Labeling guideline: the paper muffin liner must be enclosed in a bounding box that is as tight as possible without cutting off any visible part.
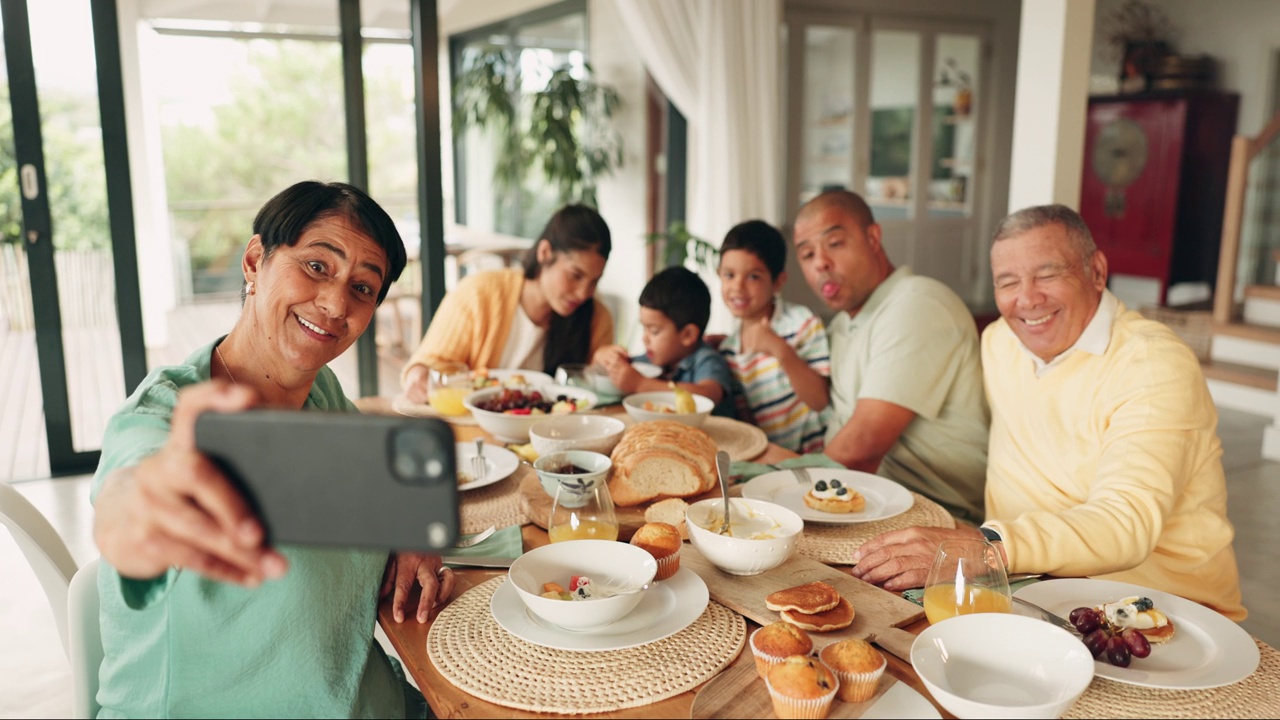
[764,671,839,720]
[629,536,681,580]
[749,628,793,679]
[820,645,887,703]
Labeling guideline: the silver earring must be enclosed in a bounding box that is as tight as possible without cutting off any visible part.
[246,281,254,294]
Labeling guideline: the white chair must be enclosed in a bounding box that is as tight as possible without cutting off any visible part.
[0,481,102,717]
[69,557,102,719]
[0,481,78,657]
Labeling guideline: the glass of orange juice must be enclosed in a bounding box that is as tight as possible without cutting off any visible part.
[541,452,618,543]
[427,361,471,417]
[922,539,1011,625]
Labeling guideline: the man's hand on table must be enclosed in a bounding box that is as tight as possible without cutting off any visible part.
[851,526,986,591]
[382,551,456,623]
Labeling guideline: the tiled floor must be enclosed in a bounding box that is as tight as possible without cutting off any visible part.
[2,408,1278,717]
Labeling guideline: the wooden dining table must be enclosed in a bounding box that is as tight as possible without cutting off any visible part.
[359,396,948,718]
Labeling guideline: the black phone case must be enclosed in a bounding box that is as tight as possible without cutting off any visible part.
[195,410,460,552]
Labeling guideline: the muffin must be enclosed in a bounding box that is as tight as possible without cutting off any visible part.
[819,639,886,703]
[750,621,814,679]
[764,655,839,719]
[629,521,682,580]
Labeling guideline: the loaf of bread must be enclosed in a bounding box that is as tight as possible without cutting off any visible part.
[608,420,717,507]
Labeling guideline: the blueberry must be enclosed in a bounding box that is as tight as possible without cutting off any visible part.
[1134,597,1154,612]
[835,487,848,496]
[829,479,842,489]
[814,480,828,492]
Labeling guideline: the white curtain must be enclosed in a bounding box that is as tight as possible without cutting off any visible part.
[612,0,782,332]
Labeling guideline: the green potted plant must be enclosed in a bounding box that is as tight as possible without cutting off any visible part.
[647,221,720,272]
[453,48,623,207]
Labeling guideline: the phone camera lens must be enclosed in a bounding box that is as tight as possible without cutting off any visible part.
[391,426,450,486]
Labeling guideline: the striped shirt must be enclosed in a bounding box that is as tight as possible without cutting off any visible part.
[720,298,830,453]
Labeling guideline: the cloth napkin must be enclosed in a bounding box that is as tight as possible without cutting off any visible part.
[729,453,846,483]
[901,576,1042,606]
[444,524,523,567]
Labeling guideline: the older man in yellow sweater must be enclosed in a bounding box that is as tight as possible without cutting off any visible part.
[851,204,1245,621]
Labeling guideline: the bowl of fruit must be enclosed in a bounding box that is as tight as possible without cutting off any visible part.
[910,613,1094,719]
[464,384,598,443]
[507,539,657,631]
[622,385,714,427]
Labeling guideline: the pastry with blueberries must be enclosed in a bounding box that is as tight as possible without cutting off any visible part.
[802,477,865,513]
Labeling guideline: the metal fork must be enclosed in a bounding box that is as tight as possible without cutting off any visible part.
[470,437,487,482]
[453,524,497,548]
[791,466,812,485]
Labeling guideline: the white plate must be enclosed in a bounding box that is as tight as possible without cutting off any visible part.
[391,395,479,425]
[490,566,709,651]
[455,442,519,491]
[863,681,942,719]
[475,368,554,388]
[740,469,913,524]
[1014,578,1259,689]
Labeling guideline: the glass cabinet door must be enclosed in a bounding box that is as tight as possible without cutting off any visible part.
[799,25,856,207]
[928,34,982,218]
[866,29,921,221]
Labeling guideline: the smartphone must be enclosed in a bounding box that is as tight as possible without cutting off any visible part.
[195,410,460,552]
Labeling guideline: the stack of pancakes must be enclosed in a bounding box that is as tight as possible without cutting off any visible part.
[765,581,855,632]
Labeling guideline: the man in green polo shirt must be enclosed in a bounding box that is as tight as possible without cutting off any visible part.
[792,190,988,523]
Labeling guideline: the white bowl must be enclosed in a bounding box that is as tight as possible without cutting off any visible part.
[507,539,657,631]
[529,414,627,457]
[685,498,802,576]
[911,613,1095,719]
[532,450,613,502]
[464,384,599,442]
[584,363,662,402]
[622,391,714,427]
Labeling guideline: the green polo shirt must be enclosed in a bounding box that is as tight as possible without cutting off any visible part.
[825,267,989,523]
[90,339,406,718]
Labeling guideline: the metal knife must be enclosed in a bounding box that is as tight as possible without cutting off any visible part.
[442,556,516,569]
[1012,596,1080,635]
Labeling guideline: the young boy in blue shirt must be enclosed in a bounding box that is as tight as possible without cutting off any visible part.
[594,266,738,418]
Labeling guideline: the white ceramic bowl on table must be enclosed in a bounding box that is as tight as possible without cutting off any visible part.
[507,539,658,631]
[685,498,803,576]
[529,414,627,457]
[584,362,662,403]
[910,613,1095,719]
[621,391,714,428]
[463,384,598,442]
[532,450,612,500]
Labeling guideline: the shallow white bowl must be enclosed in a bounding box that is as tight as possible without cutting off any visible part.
[464,384,598,443]
[621,391,714,427]
[532,450,613,502]
[584,363,662,402]
[507,539,657,631]
[529,414,627,457]
[685,498,802,576]
[911,613,1095,719]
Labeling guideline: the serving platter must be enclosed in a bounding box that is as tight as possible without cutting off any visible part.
[741,469,913,525]
[1014,578,1259,689]
[489,567,709,651]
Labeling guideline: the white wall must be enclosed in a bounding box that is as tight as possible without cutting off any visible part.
[1090,0,1280,135]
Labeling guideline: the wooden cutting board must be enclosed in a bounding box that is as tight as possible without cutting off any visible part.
[681,545,924,662]
[690,644,899,719]
[519,471,724,541]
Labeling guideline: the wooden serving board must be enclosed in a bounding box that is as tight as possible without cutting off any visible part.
[691,644,898,719]
[519,471,724,541]
[681,545,924,663]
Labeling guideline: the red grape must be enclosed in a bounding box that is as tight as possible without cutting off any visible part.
[1072,608,1102,635]
[1082,629,1109,658]
[1106,635,1132,667]
[1122,628,1152,659]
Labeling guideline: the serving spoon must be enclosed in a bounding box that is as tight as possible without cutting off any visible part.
[715,450,732,535]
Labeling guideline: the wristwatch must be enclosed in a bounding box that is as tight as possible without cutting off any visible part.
[979,526,1002,543]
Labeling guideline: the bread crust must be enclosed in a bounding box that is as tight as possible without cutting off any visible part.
[802,490,866,513]
[608,421,718,505]
[765,581,841,614]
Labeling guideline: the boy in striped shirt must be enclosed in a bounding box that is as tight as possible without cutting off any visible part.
[717,220,831,453]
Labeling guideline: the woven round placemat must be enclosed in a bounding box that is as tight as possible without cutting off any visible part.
[427,576,746,714]
[1065,638,1280,719]
[702,416,770,461]
[459,465,529,535]
[391,395,479,425]
[796,491,956,564]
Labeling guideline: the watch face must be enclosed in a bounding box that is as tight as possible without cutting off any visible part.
[1091,118,1149,188]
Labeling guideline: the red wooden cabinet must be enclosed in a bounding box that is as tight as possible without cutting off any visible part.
[1079,91,1238,305]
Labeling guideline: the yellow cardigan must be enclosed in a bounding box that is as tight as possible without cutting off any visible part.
[401,268,614,381]
[982,306,1245,620]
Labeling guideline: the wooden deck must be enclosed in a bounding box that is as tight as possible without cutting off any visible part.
[0,300,415,482]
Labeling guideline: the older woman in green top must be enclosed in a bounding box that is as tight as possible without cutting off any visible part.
[91,181,448,717]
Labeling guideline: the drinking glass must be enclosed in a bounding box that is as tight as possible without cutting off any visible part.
[555,363,591,389]
[922,539,1012,625]
[427,361,471,417]
[548,475,619,543]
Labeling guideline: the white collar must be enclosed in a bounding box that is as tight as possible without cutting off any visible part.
[1022,290,1117,377]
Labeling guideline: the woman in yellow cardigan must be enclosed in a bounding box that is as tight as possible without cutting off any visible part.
[401,204,614,401]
